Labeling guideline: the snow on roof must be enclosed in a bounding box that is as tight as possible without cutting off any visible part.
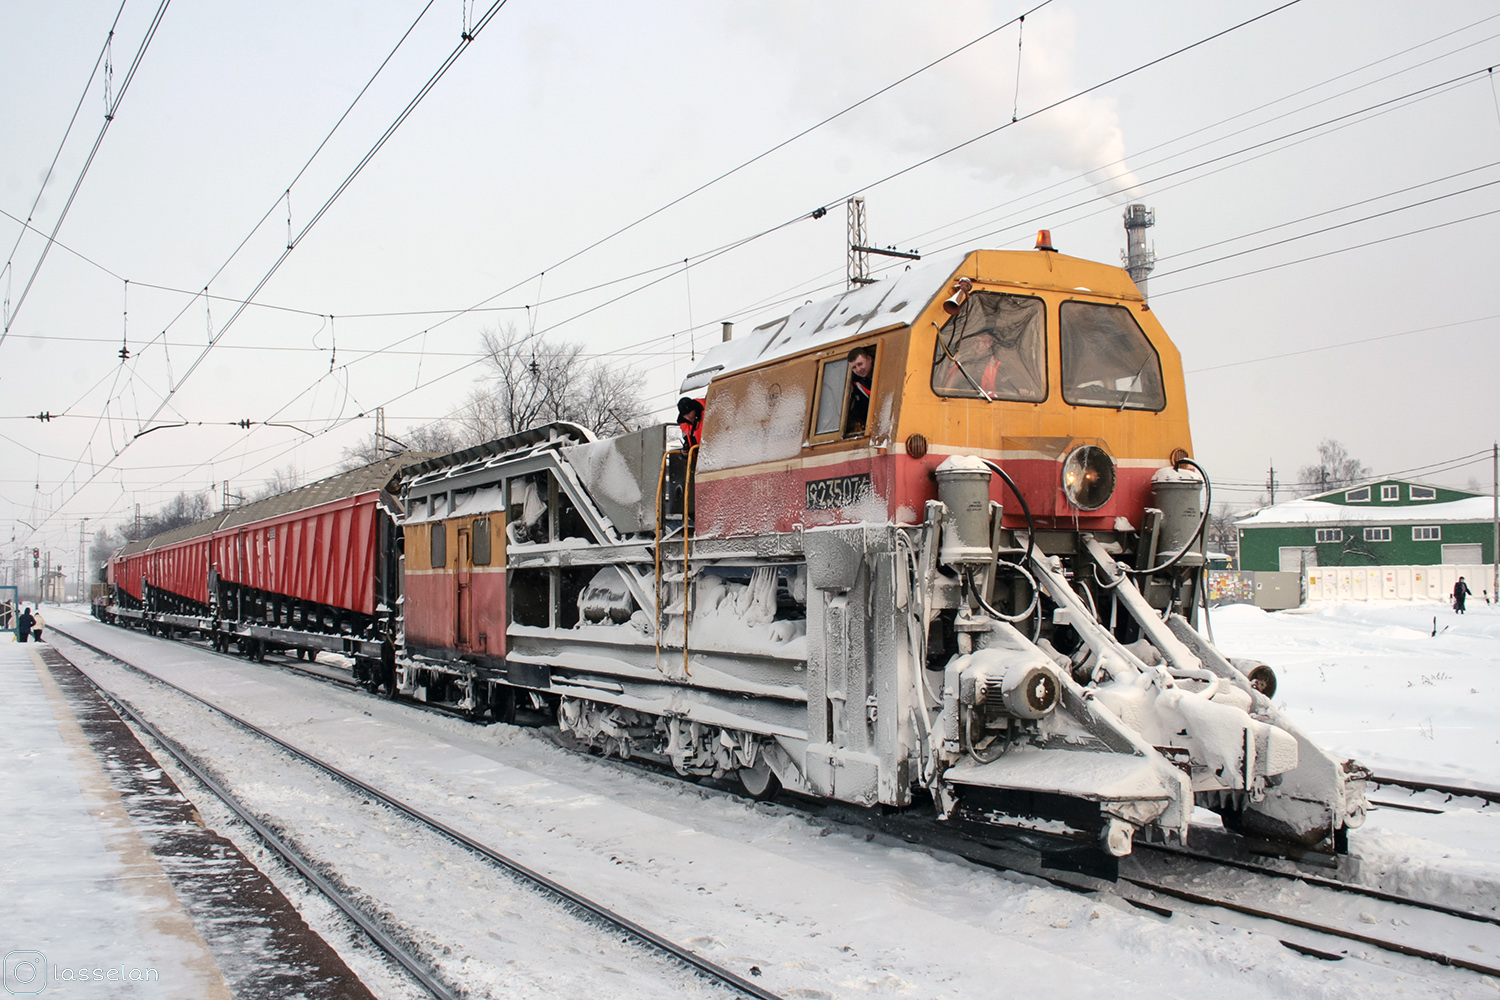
[1237,494,1495,527]
[679,252,968,392]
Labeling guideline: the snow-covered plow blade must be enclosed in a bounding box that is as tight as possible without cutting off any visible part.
[922,479,1367,864]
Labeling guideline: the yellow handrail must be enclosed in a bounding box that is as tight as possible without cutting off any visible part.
[653,448,671,663]
[682,442,696,678]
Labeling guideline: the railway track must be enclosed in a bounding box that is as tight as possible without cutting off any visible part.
[58,616,1500,987]
[48,622,783,1000]
[790,794,1500,979]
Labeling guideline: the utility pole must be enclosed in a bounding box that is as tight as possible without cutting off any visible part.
[1267,462,1277,506]
[77,517,88,603]
[375,407,387,460]
[847,198,871,288]
[845,197,920,290]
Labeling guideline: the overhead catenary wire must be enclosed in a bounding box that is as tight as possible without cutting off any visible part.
[11,1,509,542]
[11,1,1488,539]
[0,0,171,347]
[0,0,130,315]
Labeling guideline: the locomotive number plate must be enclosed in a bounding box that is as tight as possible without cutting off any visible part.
[805,473,872,511]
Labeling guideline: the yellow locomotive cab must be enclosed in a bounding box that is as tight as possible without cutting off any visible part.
[688,246,1193,539]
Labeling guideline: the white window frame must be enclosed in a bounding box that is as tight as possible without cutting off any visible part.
[1412,526,1440,541]
[1345,486,1371,502]
[1410,485,1436,501]
[1315,528,1343,543]
[1363,526,1391,542]
[1380,484,1399,501]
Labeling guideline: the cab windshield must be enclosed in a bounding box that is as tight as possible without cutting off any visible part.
[931,292,1046,401]
[1059,301,1165,410]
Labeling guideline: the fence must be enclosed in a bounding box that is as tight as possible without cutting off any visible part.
[1303,563,1496,604]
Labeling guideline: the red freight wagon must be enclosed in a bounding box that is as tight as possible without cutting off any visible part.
[106,457,415,681]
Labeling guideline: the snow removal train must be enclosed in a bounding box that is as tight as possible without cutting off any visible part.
[103,239,1368,867]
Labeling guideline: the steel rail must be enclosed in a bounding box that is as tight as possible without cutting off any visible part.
[683,767,1500,979]
[75,617,1500,984]
[1135,842,1500,928]
[1115,873,1500,978]
[50,623,785,1000]
[1370,773,1500,805]
[48,648,462,1000]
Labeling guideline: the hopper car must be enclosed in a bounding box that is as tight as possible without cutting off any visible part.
[103,457,409,682]
[107,239,1368,869]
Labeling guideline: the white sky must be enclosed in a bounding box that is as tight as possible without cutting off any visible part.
[4,0,1500,565]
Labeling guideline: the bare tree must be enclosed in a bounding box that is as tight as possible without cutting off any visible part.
[460,324,647,440]
[249,463,303,502]
[575,363,651,436]
[339,420,462,470]
[1206,503,1240,561]
[1296,439,1372,497]
[118,491,214,541]
[89,526,126,570]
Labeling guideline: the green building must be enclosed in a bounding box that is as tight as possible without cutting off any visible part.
[1236,479,1494,573]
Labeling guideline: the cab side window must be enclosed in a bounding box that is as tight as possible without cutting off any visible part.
[1059,301,1165,410]
[931,292,1046,401]
[812,357,849,439]
[810,344,877,443]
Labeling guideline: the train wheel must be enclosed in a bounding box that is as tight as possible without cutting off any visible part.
[380,661,399,700]
[491,686,518,726]
[737,760,781,802]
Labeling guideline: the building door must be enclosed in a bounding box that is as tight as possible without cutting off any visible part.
[1442,543,1482,565]
[1278,546,1317,573]
[456,526,472,648]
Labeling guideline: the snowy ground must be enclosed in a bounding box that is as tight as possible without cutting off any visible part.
[10,600,1500,998]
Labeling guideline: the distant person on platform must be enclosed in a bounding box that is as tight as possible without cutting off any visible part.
[17,607,35,643]
[1454,577,1471,614]
[30,608,46,642]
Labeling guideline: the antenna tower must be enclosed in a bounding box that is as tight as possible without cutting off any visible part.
[847,198,872,288]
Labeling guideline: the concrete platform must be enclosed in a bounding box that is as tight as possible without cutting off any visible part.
[0,635,376,999]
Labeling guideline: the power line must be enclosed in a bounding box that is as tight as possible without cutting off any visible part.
[1155,174,1500,280]
[15,1,1474,532]
[0,0,171,346]
[14,1,511,541]
[1152,203,1500,298]
[0,0,130,295]
[904,16,1500,253]
[924,66,1493,261]
[1187,313,1500,375]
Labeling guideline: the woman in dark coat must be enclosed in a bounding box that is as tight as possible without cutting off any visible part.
[1454,577,1471,614]
[17,607,34,642]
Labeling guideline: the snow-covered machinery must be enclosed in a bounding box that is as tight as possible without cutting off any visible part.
[396,240,1368,867]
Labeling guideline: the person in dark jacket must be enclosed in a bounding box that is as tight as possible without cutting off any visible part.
[844,346,875,435]
[17,607,34,642]
[1454,577,1471,614]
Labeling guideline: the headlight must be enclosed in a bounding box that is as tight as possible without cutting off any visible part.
[1061,445,1115,510]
